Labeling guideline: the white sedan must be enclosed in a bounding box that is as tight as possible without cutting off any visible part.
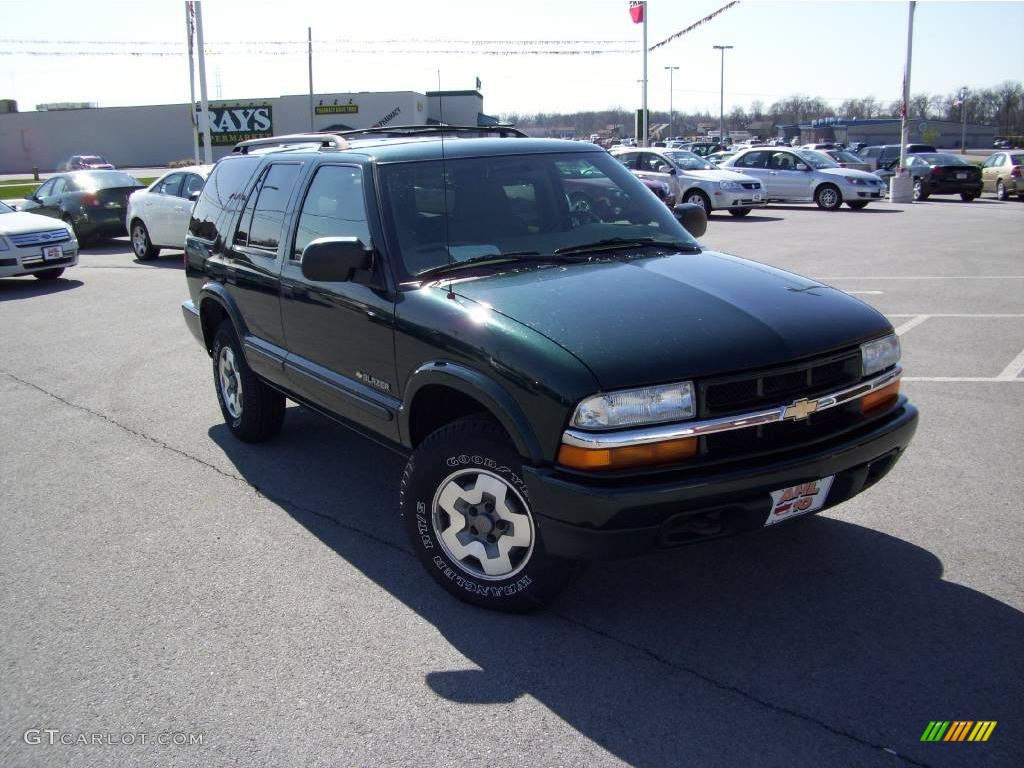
[0,201,78,280]
[126,166,210,260]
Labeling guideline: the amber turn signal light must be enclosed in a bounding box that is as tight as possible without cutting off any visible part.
[558,437,698,470]
[861,380,900,414]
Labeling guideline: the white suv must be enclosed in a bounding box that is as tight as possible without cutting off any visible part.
[0,201,79,280]
[610,147,766,217]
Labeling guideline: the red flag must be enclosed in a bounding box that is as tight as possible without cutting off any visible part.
[629,1,645,24]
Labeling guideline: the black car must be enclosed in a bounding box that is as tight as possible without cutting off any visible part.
[20,171,144,242]
[181,126,917,611]
[876,153,984,201]
[857,143,936,170]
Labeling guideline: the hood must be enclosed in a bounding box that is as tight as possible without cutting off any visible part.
[0,210,74,238]
[451,250,891,390]
[818,167,883,181]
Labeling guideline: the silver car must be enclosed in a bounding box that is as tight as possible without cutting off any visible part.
[610,147,766,217]
[722,148,887,210]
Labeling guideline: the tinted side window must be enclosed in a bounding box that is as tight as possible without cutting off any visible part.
[734,151,768,168]
[155,173,184,196]
[237,163,302,252]
[615,152,638,170]
[293,165,370,259]
[51,178,67,195]
[188,156,261,242]
[36,180,55,197]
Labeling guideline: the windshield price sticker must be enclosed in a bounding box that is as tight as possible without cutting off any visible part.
[765,476,835,525]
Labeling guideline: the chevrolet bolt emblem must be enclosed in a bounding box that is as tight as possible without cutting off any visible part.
[783,398,818,421]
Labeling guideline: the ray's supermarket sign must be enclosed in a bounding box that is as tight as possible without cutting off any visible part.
[196,104,273,146]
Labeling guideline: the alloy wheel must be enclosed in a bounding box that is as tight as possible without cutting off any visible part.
[218,345,243,419]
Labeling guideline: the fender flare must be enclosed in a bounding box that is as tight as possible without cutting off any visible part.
[196,282,248,352]
[399,361,544,464]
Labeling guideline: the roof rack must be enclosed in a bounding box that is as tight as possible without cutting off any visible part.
[336,124,527,140]
[232,133,350,154]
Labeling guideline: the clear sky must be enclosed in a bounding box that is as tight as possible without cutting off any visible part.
[1,0,1022,116]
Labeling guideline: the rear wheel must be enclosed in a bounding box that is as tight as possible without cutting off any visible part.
[728,207,752,217]
[814,184,842,211]
[960,192,978,202]
[131,220,160,261]
[400,417,580,611]
[211,322,285,442]
[913,179,929,201]
[683,189,712,216]
[62,215,83,243]
[846,201,869,210]
[33,268,65,281]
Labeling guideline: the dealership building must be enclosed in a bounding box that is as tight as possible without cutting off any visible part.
[0,89,492,173]
[778,117,997,149]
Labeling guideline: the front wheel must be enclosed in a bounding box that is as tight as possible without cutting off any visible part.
[131,220,160,261]
[400,417,580,612]
[683,190,712,216]
[814,184,842,210]
[211,323,285,442]
[728,207,752,217]
[847,201,869,210]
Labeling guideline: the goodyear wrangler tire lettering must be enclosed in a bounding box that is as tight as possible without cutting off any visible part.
[401,416,580,612]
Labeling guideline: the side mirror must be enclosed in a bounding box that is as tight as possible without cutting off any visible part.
[189,189,202,202]
[795,163,810,171]
[300,236,372,282]
[672,203,708,239]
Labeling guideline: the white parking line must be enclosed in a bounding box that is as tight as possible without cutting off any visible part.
[847,290,884,295]
[997,348,1024,381]
[893,315,931,336]
[823,276,1024,280]
[888,314,1024,318]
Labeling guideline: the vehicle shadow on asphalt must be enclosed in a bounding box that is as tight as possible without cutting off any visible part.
[131,254,185,269]
[766,205,903,214]
[210,410,1023,768]
[0,277,83,301]
[711,214,786,223]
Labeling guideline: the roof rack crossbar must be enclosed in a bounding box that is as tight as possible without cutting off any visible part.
[335,124,527,140]
[232,133,350,154]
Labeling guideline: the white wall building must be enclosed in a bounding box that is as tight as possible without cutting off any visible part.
[0,89,488,172]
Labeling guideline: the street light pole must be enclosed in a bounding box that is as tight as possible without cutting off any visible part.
[959,85,968,154]
[665,66,679,140]
[713,45,733,146]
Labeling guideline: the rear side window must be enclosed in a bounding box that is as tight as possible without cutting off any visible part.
[189,156,261,242]
[234,163,302,252]
[155,173,184,196]
[292,165,370,259]
[734,151,769,168]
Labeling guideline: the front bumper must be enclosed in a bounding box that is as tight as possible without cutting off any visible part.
[182,299,204,348]
[525,399,918,560]
[710,187,767,210]
[0,242,78,277]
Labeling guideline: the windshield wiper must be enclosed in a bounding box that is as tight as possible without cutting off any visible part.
[415,251,570,280]
[553,238,700,256]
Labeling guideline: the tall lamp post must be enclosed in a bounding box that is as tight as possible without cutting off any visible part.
[665,65,679,140]
[713,45,733,146]
[958,86,968,153]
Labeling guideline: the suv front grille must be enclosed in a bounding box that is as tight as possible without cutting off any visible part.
[740,182,760,190]
[699,349,862,417]
[703,400,862,456]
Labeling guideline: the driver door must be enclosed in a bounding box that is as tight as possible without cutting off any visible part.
[767,151,814,200]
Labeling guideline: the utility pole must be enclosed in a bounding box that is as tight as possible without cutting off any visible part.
[184,2,199,165]
[959,85,968,154]
[641,2,648,146]
[194,0,212,164]
[891,1,916,202]
[665,65,679,140]
[308,27,315,132]
[713,45,733,146]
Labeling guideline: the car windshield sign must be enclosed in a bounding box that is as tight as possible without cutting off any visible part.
[379,150,698,281]
[795,150,839,169]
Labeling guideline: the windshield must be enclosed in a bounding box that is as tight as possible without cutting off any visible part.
[0,201,13,214]
[80,156,108,164]
[794,150,839,169]
[1012,154,1024,166]
[916,153,968,165]
[664,150,716,171]
[830,150,863,164]
[68,171,140,190]
[378,150,697,280]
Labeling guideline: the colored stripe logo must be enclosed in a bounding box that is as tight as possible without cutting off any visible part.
[921,721,997,742]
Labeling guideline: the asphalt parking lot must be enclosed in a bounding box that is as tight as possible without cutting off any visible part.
[1,198,1022,767]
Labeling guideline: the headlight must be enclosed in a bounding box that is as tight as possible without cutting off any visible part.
[571,381,696,429]
[845,177,867,185]
[719,180,742,191]
[861,334,900,376]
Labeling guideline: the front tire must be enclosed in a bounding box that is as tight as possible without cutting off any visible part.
[683,189,712,216]
[814,184,842,210]
[211,323,285,442]
[400,417,580,611]
[131,220,160,261]
[728,207,752,217]
[33,268,65,280]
